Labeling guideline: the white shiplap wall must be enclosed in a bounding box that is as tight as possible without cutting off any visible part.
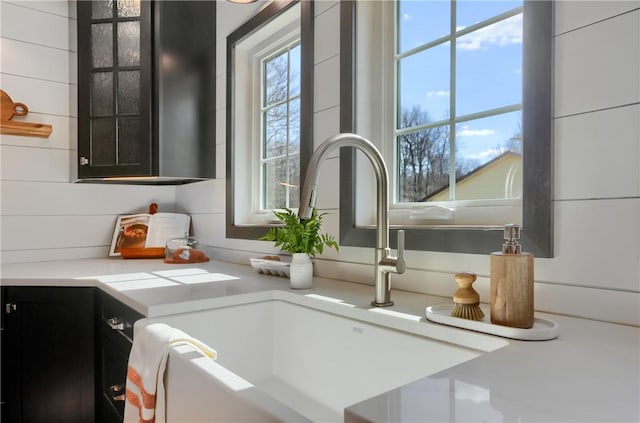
[0,1,637,325]
[178,0,640,325]
[0,1,176,264]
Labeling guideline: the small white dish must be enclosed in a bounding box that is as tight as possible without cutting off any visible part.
[426,304,559,341]
[249,258,291,277]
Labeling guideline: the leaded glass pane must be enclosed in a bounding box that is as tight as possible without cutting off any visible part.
[118,118,141,165]
[117,0,140,17]
[91,23,113,68]
[92,1,113,19]
[91,119,115,166]
[117,71,140,115]
[117,21,140,66]
[91,72,113,116]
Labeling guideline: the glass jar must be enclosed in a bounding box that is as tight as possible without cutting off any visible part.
[164,236,209,263]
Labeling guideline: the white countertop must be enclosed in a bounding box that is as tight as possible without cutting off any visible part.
[2,257,639,422]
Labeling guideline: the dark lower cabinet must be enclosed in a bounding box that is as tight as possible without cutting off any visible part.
[1,288,6,422]
[1,287,144,423]
[2,287,95,423]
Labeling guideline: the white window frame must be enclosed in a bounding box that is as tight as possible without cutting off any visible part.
[231,4,301,226]
[254,37,301,214]
[355,0,524,228]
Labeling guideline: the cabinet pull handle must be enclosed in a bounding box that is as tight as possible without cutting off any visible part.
[107,317,130,331]
[109,384,126,402]
[110,383,125,393]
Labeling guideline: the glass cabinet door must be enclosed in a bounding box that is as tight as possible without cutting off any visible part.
[78,0,151,178]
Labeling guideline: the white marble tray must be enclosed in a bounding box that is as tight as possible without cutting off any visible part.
[426,304,559,341]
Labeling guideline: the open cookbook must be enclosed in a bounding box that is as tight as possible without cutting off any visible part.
[109,212,191,257]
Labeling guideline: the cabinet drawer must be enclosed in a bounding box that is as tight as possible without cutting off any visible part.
[101,337,129,419]
[102,393,125,423]
[100,292,143,347]
[97,291,143,423]
[100,318,135,355]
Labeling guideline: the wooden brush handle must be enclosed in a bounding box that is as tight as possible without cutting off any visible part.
[453,272,480,304]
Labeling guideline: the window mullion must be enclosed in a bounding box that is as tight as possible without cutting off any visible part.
[261,94,300,115]
[455,104,523,125]
[449,0,457,201]
[396,103,523,140]
[455,6,523,38]
[260,61,265,210]
[394,1,400,204]
[285,46,291,209]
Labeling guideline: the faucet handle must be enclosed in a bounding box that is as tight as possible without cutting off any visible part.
[396,229,406,274]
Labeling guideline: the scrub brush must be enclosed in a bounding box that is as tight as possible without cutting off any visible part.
[451,272,485,321]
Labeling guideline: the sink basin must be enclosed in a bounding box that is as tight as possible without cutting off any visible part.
[143,291,507,422]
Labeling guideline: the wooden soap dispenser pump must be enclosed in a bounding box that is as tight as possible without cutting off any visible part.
[490,224,534,329]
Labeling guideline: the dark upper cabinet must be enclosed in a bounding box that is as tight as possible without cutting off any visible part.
[77,1,216,184]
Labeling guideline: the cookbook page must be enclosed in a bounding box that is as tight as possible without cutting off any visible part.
[145,213,191,248]
[109,214,151,256]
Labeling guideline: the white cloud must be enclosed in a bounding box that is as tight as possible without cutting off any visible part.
[457,14,522,51]
[403,13,411,21]
[467,147,508,161]
[427,90,450,97]
[457,127,496,137]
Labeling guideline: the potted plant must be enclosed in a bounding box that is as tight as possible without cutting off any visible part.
[259,208,339,289]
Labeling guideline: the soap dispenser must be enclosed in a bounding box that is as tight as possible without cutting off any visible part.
[490,224,534,328]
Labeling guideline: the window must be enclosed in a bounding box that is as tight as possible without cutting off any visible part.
[260,42,301,211]
[226,0,314,240]
[396,2,524,205]
[340,0,553,256]
[364,1,525,225]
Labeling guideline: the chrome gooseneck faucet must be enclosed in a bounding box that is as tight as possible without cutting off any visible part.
[298,133,406,307]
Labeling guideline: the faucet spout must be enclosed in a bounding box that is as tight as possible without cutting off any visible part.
[299,133,406,307]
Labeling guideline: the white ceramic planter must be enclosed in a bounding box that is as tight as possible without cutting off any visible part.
[289,253,313,289]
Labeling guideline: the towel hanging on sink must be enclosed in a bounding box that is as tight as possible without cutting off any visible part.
[124,322,217,423]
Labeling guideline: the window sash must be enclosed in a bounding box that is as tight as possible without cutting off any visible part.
[257,41,301,212]
[389,1,524,215]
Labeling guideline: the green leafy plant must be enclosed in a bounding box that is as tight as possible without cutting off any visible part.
[259,208,339,257]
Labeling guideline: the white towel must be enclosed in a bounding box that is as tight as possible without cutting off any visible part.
[123,322,217,423]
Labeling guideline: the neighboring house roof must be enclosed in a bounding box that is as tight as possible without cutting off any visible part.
[423,151,522,202]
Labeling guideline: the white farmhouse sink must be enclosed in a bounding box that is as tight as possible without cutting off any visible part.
[144,291,507,422]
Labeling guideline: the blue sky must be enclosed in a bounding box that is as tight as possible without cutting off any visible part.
[398,0,523,164]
